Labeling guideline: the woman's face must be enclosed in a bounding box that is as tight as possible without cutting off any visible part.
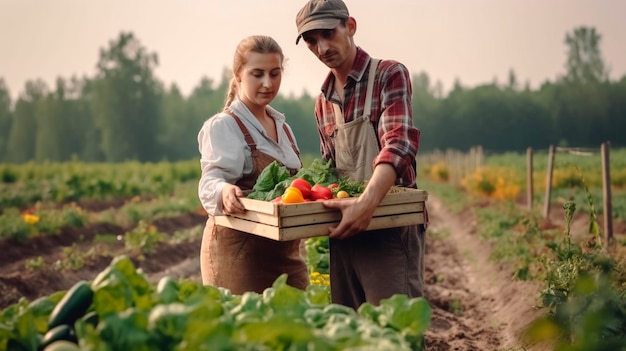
[237,52,282,110]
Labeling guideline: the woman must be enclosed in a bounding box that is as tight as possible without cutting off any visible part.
[197,35,309,294]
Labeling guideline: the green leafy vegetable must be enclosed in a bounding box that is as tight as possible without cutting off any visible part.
[248,159,340,201]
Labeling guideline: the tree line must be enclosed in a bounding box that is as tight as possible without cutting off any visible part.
[0,27,624,164]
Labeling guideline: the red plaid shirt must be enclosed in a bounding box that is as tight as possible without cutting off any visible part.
[314,47,421,188]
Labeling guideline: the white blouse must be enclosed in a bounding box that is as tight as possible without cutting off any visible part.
[197,98,301,216]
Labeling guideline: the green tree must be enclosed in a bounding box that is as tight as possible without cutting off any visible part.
[186,74,229,159]
[564,26,609,84]
[91,32,163,162]
[5,80,47,163]
[160,83,196,160]
[76,77,105,161]
[549,27,612,147]
[507,68,519,91]
[607,75,626,145]
[411,72,442,152]
[0,79,12,161]
[272,92,318,156]
[34,78,66,161]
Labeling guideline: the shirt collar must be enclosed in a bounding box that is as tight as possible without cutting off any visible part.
[320,47,372,99]
[228,98,286,124]
[226,98,285,140]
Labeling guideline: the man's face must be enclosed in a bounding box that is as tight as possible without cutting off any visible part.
[301,23,352,69]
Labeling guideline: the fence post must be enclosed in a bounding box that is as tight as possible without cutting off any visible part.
[476,145,484,168]
[543,145,555,219]
[527,147,533,211]
[601,142,613,246]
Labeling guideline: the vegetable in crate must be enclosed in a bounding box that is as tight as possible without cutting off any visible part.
[310,184,333,200]
[282,186,306,203]
[290,178,312,198]
[249,159,369,203]
[247,160,293,201]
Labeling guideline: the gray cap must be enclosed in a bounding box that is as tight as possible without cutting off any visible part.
[295,0,349,44]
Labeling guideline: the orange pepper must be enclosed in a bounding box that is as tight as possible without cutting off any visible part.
[282,186,305,203]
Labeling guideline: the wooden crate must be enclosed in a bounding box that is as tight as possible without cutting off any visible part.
[214,187,427,241]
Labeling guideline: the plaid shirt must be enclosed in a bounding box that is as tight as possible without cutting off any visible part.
[314,47,420,188]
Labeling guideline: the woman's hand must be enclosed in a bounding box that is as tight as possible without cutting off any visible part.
[222,184,246,214]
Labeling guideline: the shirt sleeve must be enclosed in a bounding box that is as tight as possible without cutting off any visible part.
[373,61,420,185]
[314,96,334,162]
[197,115,246,216]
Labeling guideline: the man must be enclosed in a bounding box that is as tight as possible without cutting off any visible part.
[295,0,426,310]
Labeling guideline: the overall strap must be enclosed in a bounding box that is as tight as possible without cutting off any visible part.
[224,109,257,151]
[282,125,300,158]
[333,58,380,125]
[224,109,299,158]
[363,58,380,119]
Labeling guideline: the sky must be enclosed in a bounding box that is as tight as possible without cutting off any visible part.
[1,0,625,101]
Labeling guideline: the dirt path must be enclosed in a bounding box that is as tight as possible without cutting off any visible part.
[423,195,546,351]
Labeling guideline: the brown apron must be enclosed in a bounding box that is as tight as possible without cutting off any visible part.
[329,59,425,309]
[200,112,309,295]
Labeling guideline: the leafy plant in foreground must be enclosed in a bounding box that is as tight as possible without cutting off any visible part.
[0,256,431,351]
[527,199,626,350]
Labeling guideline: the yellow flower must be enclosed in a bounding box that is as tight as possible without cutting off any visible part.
[309,271,330,286]
[23,214,40,224]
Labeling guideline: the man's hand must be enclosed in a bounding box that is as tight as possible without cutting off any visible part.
[324,163,398,239]
[222,183,245,214]
[323,197,376,239]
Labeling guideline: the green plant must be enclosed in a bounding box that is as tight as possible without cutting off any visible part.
[449,299,463,315]
[170,225,203,244]
[0,256,431,350]
[305,236,329,275]
[0,167,17,183]
[54,244,90,271]
[0,207,32,242]
[124,221,165,254]
[25,257,45,271]
[528,199,626,349]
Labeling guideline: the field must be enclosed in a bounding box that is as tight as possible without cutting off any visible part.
[1,155,626,350]
[0,161,207,307]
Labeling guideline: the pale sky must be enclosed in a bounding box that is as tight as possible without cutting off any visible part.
[1,0,625,101]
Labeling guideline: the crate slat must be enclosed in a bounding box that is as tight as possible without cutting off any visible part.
[228,201,425,227]
[215,212,425,241]
[215,188,427,241]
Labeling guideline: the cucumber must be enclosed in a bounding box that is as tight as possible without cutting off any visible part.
[81,310,99,327]
[39,325,77,350]
[47,280,94,329]
[43,340,80,351]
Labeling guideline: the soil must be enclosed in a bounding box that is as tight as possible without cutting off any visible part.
[1,195,623,350]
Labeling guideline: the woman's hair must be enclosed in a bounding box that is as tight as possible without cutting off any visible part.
[224,35,285,109]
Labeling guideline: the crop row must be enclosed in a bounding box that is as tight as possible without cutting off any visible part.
[0,160,200,209]
[1,256,430,351]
